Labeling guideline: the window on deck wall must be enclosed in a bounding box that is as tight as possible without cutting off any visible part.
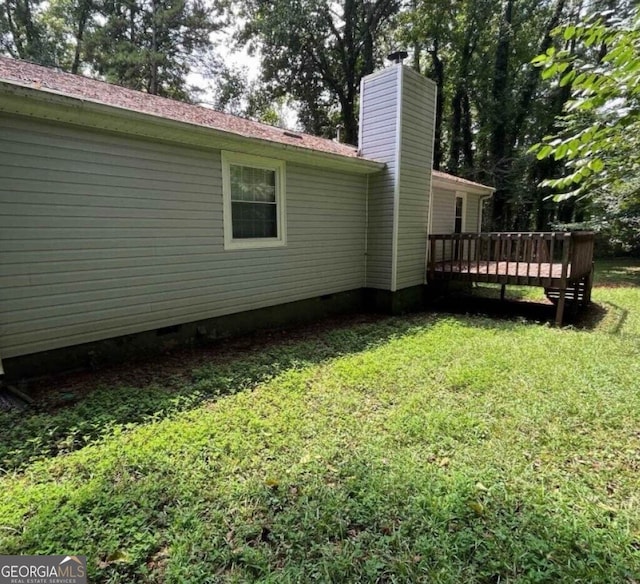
[454,194,465,233]
[222,152,286,250]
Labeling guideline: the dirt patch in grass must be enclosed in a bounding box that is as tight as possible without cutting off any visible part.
[23,312,384,409]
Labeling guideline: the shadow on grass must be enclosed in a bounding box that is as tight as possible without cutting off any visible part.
[430,291,597,326]
[573,301,630,335]
[430,287,619,333]
[572,301,610,331]
[470,283,536,301]
[0,314,436,473]
[594,258,640,287]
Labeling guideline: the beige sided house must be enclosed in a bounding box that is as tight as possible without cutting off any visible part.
[0,56,493,377]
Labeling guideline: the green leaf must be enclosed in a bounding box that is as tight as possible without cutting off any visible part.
[559,70,576,87]
[542,63,559,80]
[536,145,553,160]
[588,158,605,173]
[554,143,569,160]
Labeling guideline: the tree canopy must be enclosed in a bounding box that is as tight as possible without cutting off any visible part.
[529,8,640,252]
[1,0,219,98]
[236,0,400,144]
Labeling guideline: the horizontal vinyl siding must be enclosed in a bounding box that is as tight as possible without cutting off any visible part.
[360,67,399,290]
[430,187,455,262]
[430,187,483,235]
[0,116,367,358]
[396,69,436,289]
[430,187,455,234]
[466,193,482,232]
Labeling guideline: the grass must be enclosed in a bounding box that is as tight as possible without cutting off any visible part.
[1,259,639,583]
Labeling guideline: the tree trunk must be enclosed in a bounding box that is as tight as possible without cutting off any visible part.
[22,0,39,56]
[429,39,444,171]
[412,41,421,72]
[461,90,474,173]
[149,0,158,94]
[489,0,514,229]
[510,0,567,146]
[5,0,25,58]
[342,94,358,146]
[449,88,463,174]
[71,0,92,74]
[448,24,476,174]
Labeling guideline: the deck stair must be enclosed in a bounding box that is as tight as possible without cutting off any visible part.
[545,269,593,306]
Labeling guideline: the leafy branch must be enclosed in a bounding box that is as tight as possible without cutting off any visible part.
[529,12,640,200]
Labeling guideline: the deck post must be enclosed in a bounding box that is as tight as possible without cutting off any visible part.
[429,236,436,281]
[554,234,572,326]
[500,284,506,301]
[555,289,566,326]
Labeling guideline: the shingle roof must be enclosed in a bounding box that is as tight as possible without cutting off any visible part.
[0,55,360,159]
[0,56,494,191]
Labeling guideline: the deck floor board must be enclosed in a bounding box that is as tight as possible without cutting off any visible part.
[433,260,571,280]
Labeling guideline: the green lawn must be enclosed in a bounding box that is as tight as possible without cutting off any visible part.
[1,259,639,583]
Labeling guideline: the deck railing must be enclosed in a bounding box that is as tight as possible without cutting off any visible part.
[428,231,595,284]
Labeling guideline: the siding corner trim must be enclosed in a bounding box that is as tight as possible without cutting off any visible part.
[390,65,403,293]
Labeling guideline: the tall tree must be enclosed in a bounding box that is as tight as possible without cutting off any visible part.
[401,0,597,229]
[448,5,486,175]
[37,0,97,72]
[237,0,400,144]
[85,0,217,99]
[0,0,54,63]
[399,0,456,170]
[487,0,574,228]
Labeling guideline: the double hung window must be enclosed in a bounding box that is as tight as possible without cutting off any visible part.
[222,152,286,249]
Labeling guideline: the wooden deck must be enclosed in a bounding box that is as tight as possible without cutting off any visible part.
[428,232,595,325]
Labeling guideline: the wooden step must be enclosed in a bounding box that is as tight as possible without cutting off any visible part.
[544,280,588,305]
[545,289,585,302]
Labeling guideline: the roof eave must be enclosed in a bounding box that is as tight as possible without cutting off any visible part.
[0,80,385,175]
[432,172,495,196]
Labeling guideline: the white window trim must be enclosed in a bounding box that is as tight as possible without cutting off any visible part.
[454,192,467,233]
[221,151,287,250]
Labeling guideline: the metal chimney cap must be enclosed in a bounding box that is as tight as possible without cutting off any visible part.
[387,50,408,64]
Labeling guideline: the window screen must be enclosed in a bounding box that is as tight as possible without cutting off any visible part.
[230,165,278,239]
